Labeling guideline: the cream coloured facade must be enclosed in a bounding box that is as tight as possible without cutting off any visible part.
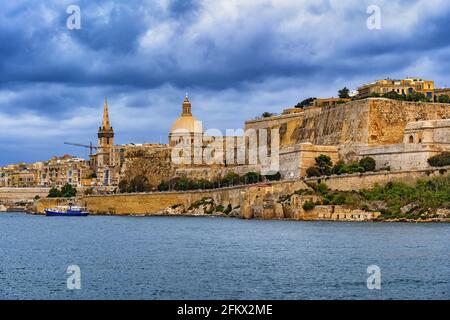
[360,119,450,171]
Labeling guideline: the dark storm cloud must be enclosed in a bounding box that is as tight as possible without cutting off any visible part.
[0,0,450,164]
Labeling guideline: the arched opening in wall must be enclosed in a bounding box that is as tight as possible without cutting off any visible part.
[419,138,422,143]
[409,135,414,143]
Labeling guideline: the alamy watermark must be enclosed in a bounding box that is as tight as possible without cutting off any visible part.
[67,265,81,290]
[66,5,81,30]
[367,265,381,290]
[367,5,381,30]
[170,127,280,175]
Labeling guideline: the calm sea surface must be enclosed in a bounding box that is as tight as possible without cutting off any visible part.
[0,213,448,300]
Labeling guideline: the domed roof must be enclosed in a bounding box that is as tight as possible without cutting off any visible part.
[170,115,203,134]
[169,95,203,135]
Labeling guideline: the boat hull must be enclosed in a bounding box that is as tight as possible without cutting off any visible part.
[45,209,89,217]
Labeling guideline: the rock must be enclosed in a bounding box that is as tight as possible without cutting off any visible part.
[228,207,241,217]
[400,203,419,215]
[369,201,388,211]
[436,208,450,218]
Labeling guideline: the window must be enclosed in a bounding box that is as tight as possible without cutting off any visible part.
[409,135,414,143]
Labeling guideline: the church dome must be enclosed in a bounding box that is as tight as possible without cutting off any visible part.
[170,115,203,134]
[169,96,203,135]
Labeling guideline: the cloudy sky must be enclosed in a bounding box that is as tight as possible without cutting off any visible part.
[1,0,450,165]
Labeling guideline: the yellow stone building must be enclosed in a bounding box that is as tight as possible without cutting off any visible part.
[357,77,434,99]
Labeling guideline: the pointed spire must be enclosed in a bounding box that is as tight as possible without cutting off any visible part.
[102,97,111,130]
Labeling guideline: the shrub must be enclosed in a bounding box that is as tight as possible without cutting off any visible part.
[332,161,346,175]
[118,179,128,193]
[359,157,376,172]
[261,112,274,118]
[302,200,315,211]
[405,91,430,102]
[61,183,77,198]
[428,152,450,167]
[316,182,329,195]
[265,171,281,181]
[438,95,450,103]
[244,172,261,184]
[157,181,170,192]
[222,172,240,186]
[306,167,321,177]
[343,161,366,174]
[296,97,316,108]
[128,175,150,192]
[383,91,404,100]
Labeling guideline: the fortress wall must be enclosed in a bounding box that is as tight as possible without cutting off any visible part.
[34,180,310,215]
[245,99,450,160]
[245,100,371,146]
[306,166,450,191]
[0,187,50,202]
[367,100,450,145]
[34,168,449,215]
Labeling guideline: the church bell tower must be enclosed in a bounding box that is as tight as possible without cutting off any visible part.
[97,98,114,167]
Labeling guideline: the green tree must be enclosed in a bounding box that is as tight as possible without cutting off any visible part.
[222,172,240,186]
[157,181,170,191]
[47,187,62,198]
[264,171,281,181]
[428,152,450,167]
[129,175,150,192]
[359,157,376,172]
[302,200,315,211]
[261,112,274,118]
[338,87,350,99]
[243,172,261,184]
[306,167,321,177]
[405,91,430,102]
[332,161,346,175]
[295,97,316,108]
[61,183,77,197]
[118,179,129,193]
[316,182,329,195]
[383,91,404,100]
[343,161,366,174]
[438,95,450,103]
[315,154,333,176]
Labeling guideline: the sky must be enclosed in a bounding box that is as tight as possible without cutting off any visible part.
[1,0,450,165]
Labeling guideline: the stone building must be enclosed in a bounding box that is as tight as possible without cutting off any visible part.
[360,119,450,171]
[357,77,434,99]
[0,163,38,187]
[89,99,127,186]
[38,155,91,187]
[0,155,92,187]
[434,88,450,101]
